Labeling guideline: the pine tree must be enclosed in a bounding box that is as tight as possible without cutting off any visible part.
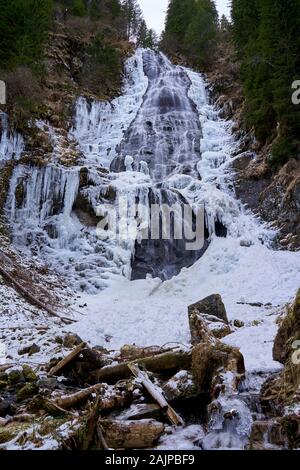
[121,0,143,40]
[0,0,53,69]
[231,0,300,165]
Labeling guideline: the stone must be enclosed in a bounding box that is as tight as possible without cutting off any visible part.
[55,336,63,345]
[240,239,253,247]
[63,333,83,349]
[18,343,40,356]
[233,319,245,328]
[0,399,12,417]
[188,311,214,345]
[8,369,25,385]
[163,370,198,401]
[22,365,37,382]
[188,294,229,324]
[0,381,7,390]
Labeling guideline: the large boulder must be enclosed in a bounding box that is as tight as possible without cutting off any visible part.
[188,294,229,324]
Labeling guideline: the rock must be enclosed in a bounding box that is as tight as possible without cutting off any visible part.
[0,399,12,417]
[8,369,25,385]
[16,383,39,401]
[0,381,7,390]
[22,365,37,383]
[233,319,245,328]
[55,336,63,345]
[18,343,40,356]
[249,416,300,450]
[240,239,253,247]
[188,294,229,325]
[163,370,198,401]
[273,289,300,364]
[63,333,83,349]
[188,296,231,345]
[208,323,232,339]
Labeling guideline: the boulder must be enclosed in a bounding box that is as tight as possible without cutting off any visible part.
[16,383,39,402]
[8,369,25,385]
[163,370,198,401]
[22,365,37,383]
[18,343,40,356]
[188,294,229,325]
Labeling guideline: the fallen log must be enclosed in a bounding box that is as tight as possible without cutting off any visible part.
[54,383,104,409]
[128,363,184,426]
[119,344,174,362]
[54,384,130,412]
[90,349,191,384]
[0,263,75,324]
[49,342,86,376]
[100,419,165,449]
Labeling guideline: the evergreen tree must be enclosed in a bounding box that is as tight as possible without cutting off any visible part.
[72,0,86,16]
[137,19,148,47]
[184,0,218,67]
[121,0,143,40]
[162,0,218,67]
[0,0,53,69]
[232,0,300,165]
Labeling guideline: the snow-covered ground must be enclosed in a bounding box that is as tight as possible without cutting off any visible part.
[69,237,299,373]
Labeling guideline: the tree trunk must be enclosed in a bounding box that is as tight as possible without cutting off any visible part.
[90,349,191,384]
[100,419,165,449]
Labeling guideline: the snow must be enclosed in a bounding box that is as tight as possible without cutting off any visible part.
[69,49,149,168]
[66,53,300,375]
[2,48,300,397]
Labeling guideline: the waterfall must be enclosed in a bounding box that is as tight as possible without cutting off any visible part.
[5,48,274,291]
[69,49,149,168]
[0,112,24,163]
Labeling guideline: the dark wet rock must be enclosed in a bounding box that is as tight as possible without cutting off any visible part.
[16,383,39,401]
[22,365,37,383]
[63,333,83,348]
[249,415,300,450]
[8,369,25,385]
[0,381,7,390]
[233,319,245,328]
[18,343,40,356]
[163,370,198,401]
[188,295,229,343]
[0,399,12,417]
